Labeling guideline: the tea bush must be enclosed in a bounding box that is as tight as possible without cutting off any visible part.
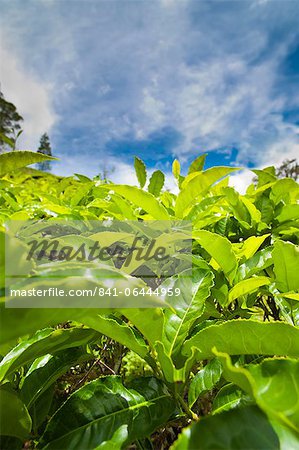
[0,150,298,449]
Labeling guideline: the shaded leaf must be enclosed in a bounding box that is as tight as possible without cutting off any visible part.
[188,358,222,408]
[188,154,207,174]
[0,385,32,440]
[134,157,147,188]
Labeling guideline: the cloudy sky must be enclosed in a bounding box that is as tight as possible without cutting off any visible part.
[0,0,299,190]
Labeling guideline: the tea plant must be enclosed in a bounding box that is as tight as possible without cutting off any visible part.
[0,150,298,449]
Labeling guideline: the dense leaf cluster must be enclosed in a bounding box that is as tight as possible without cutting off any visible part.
[0,151,298,449]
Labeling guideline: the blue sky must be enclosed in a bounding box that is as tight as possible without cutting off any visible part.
[1,0,299,190]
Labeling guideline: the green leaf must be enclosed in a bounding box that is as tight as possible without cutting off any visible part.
[0,305,109,345]
[188,358,222,408]
[134,157,147,188]
[216,352,299,433]
[270,178,299,205]
[248,358,299,433]
[171,405,279,449]
[227,276,270,305]
[172,159,181,179]
[162,265,214,361]
[280,292,299,302]
[235,235,270,261]
[223,187,252,227]
[29,385,54,431]
[0,151,57,176]
[74,173,92,182]
[40,376,176,450]
[276,204,299,223]
[122,308,164,347]
[0,327,100,382]
[148,170,165,197]
[79,313,149,359]
[0,385,32,440]
[273,240,299,292]
[102,185,170,219]
[271,419,299,450]
[175,167,239,217]
[193,230,237,283]
[154,341,197,383]
[253,167,277,187]
[182,320,299,360]
[212,383,252,414]
[0,133,15,149]
[188,154,207,174]
[20,348,90,408]
[236,248,273,282]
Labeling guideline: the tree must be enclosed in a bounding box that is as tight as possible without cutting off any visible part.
[276,158,299,181]
[37,133,52,171]
[0,88,23,152]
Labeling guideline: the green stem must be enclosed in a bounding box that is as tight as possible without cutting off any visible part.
[174,383,199,421]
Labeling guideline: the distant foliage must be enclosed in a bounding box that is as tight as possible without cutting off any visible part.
[276,158,299,181]
[0,88,23,151]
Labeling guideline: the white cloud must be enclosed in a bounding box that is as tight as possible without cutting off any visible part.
[0,39,57,150]
[0,0,298,182]
[229,169,255,194]
[52,152,137,184]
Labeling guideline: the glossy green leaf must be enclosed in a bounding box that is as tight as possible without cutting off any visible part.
[0,327,100,382]
[280,292,299,302]
[171,405,279,450]
[252,167,276,187]
[41,376,176,450]
[183,320,299,360]
[227,276,270,305]
[216,352,299,433]
[212,383,252,414]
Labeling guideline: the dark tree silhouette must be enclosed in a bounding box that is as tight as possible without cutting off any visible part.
[37,133,52,171]
[276,158,299,181]
[0,88,23,151]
